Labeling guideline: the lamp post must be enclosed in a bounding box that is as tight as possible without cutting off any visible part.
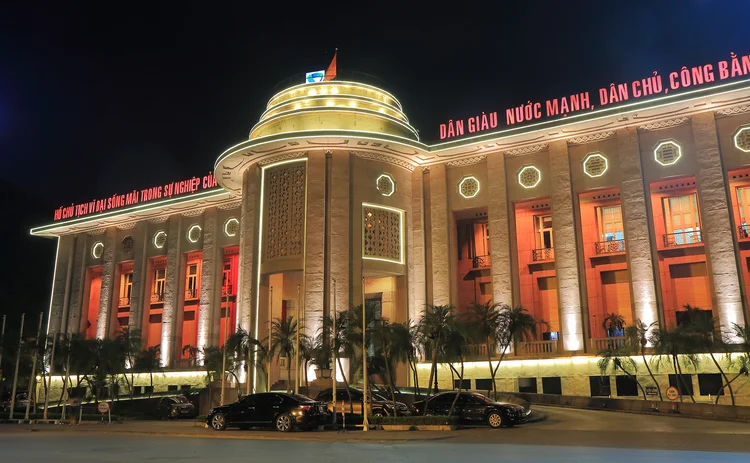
[268,286,273,392]
[9,313,25,420]
[332,279,337,427]
[362,276,369,432]
[25,312,43,421]
[295,284,300,394]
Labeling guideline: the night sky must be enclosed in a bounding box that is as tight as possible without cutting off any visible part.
[1,1,749,327]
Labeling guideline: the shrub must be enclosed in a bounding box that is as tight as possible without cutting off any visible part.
[368,415,459,426]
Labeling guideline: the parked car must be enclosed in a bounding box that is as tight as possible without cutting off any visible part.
[314,387,411,417]
[156,395,197,419]
[1,392,33,411]
[207,392,329,432]
[411,391,527,428]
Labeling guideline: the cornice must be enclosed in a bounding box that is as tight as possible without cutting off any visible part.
[567,131,615,145]
[445,155,487,167]
[637,117,691,131]
[350,150,416,172]
[258,151,307,166]
[503,143,548,157]
[716,104,750,117]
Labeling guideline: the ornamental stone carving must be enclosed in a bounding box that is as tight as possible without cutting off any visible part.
[363,205,402,263]
[265,163,306,260]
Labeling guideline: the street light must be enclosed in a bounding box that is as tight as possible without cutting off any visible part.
[362,276,369,432]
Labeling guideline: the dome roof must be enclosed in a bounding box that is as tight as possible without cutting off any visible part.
[249,81,419,141]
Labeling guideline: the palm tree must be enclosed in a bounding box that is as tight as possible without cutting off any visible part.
[441,318,470,417]
[418,304,455,412]
[649,325,699,403]
[226,327,268,392]
[625,319,662,401]
[388,321,418,398]
[488,305,538,399]
[371,318,400,412]
[602,313,626,338]
[134,345,162,398]
[723,323,750,403]
[268,316,301,393]
[468,300,503,397]
[118,329,142,402]
[597,342,647,400]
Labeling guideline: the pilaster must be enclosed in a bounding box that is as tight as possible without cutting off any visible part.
[429,164,451,306]
[161,217,182,367]
[128,222,148,333]
[487,154,513,306]
[304,152,326,336]
[198,207,218,358]
[48,235,75,336]
[408,168,427,321]
[96,228,116,339]
[330,152,351,319]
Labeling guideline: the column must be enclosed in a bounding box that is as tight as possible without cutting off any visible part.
[161,216,183,367]
[487,154,513,307]
[237,167,259,386]
[198,207,218,358]
[96,227,117,339]
[693,113,745,336]
[67,234,88,335]
[617,127,659,329]
[549,141,584,351]
[304,152,326,336]
[330,152,351,318]
[47,235,75,336]
[429,164,451,306]
[128,222,149,333]
[407,168,427,321]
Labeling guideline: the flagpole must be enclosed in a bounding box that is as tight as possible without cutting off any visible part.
[331,278,337,427]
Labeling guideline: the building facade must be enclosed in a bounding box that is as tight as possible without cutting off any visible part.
[33,77,750,401]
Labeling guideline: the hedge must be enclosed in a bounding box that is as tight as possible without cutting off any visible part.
[367,415,459,426]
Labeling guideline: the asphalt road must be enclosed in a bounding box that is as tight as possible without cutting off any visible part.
[1,406,749,462]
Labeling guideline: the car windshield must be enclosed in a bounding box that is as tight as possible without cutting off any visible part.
[372,394,389,402]
[175,396,190,403]
[288,394,315,403]
[470,393,493,404]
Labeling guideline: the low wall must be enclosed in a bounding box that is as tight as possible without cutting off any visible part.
[503,391,750,422]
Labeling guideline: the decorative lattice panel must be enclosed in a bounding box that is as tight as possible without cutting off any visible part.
[518,165,541,188]
[363,205,402,263]
[654,141,681,166]
[153,230,167,249]
[377,174,395,196]
[459,176,480,198]
[266,163,306,260]
[583,153,608,177]
[735,127,750,152]
[121,236,134,253]
[224,217,239,237]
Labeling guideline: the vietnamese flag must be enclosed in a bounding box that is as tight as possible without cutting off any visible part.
[323,50,337,81]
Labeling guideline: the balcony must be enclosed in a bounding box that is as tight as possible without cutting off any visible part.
[663,231,702,247]
[594,239,625,255]
[461,343,497,361]
[185,288,198,300]
[517,340,560,356]
[171,358,199,370]
[590,337,627,352]
[118,297,131,307]
[531,248,554,262]
[739,225,750,240]
[472,255,491,269]
[221,284,234,297]
[150,292,164,303]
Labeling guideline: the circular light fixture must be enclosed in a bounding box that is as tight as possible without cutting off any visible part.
[654,140,682,166]
[376,173,396,196]
[734,126,750,152]
[583,153,609,178]
[91,241,104,259]
[518,165,542,189]
[224,217,240,237]
[458,176,480,199]
[187,224,202,243]
[153,230,167,249]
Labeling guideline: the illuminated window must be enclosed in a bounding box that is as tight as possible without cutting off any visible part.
[734,126,750,152]
[518,166,541,188]
[597,205,623,241]
[458,176,480,199]
[186,263,199,299]
[153,231,167,249]
[583,153,608,178]
[654,140,682,166]
[187,225,202,243]
[535,215,553,249]
[663,194,701,245]
[736,187,750,237]
[153,268,166,301]
[224,217,239,237]
[91,241,104,259]
[376,174,395,196]
[119,272,133,306]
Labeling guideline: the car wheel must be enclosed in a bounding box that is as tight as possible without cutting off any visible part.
[487,411,503,429]
[275,413,293,432]
[210,413,227,431]
[372,410,385,418]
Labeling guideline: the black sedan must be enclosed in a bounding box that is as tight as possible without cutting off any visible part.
[411,392,527,428]
[314,387,411,417]
[207,392,329,432]
[156,395,197,419]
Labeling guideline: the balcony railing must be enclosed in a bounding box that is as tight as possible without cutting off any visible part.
[739,225,750,239]
[518,340,560,356]
[150,292,164,303]
[461,343,497,361]
[185,288,198,300]
[171,358,199,370]
[595,239,626,255]
[663,231,702,247]
[472,255,491,269]
[221,284,234,297]
[590,337,627,352]
[118,297,131,307]
[532,248,554,262]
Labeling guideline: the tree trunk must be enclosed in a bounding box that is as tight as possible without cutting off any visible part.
[490,344,509,402]
[641,348,662,401]
[708,350,735,406]
[382,349,397,416]
[618,364,647,400]
[287,358,292,393]
[716,372,744,404]
[149,372,154,398]
[448,360,464,417]
[423,342,439,416]
[673,354,695,403]
[336,356,354,414]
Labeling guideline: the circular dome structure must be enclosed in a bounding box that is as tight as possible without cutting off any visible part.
[249,81,419,141]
